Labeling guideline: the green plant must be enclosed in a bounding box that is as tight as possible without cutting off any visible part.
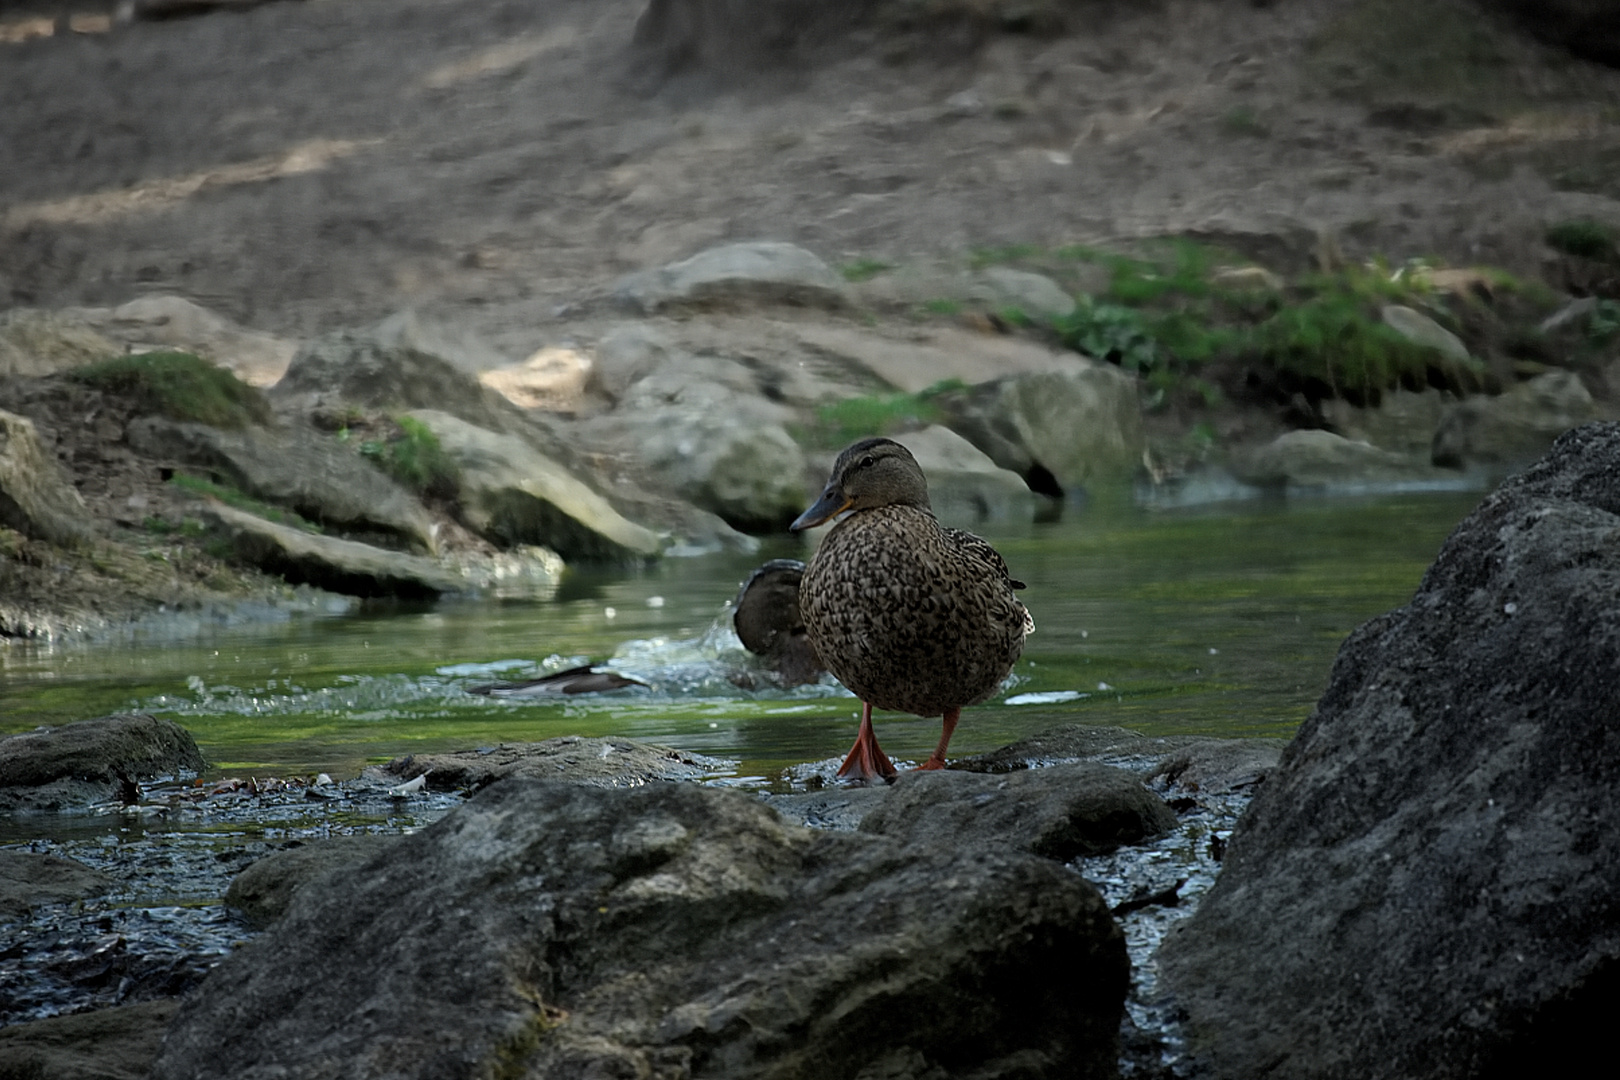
[921,298,962,316]
[70,351,271,429]
[356,416,459,498]
[801,381,966,448]
[1545,219,1619,262]
[1590,299,1620,344]
[839,258,894,283]
[1054,299,1160,372]
[168,473,322,533]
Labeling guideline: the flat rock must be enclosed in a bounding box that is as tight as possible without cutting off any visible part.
[127,417,438,553]
[224,834,403,929]
[1159,422,1620,1078]
[859,763,1180,861]
[405,409,662,560]
[794,323,1084,394]
[0,850,117,920]
[892,424,1037,524]
[1230,428,1456,491]
[957,722,1268,780]
[200,502,465,598]
[0,714,205,811]
[614,241,851,314]
[0,999,179,1080]
[151,779,1127,1080]
[372,735,728,793]
[0,408,91,545]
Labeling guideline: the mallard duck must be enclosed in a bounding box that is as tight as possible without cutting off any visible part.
[790,437,1032,780]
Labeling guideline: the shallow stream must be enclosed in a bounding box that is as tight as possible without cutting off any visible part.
[1,491,1483,782]
[0,491,1484,1048]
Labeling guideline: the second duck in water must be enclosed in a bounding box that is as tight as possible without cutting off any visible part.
[790,437,1033,781]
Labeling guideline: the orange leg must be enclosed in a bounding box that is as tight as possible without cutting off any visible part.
[837,701,897,782]
[916,707,960,771]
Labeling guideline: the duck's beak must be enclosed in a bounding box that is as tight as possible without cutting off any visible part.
[790,485,852,532]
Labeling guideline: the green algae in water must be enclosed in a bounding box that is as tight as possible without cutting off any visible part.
[0,493,1483,781]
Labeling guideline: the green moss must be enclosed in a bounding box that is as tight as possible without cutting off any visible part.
[799,380,966,449]
[70,351,271,429]
[355,416,459,499]
[921,298,962,316]
[168,473,322,534]
[839,258,894,283]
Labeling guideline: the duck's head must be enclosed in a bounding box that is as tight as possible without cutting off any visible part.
[789,437,930,532]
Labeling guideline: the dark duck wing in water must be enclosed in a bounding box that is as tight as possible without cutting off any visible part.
[790,437,1033,781]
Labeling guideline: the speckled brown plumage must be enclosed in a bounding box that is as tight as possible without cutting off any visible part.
[791,437,1032,777]
[800,504,1030,716]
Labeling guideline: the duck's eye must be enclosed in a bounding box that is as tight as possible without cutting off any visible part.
[859,455,876,469]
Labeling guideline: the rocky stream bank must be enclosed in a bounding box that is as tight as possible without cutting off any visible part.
[3,423,1618,1078]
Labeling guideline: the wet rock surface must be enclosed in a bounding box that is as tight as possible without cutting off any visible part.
[199,502,466,599]
[1159,421,1620,1079]
[0,714,205,811]
[371,735,733,793]
[859,763,1181,861]
[125,416,440,553]
[151,778,1129,1080]
[0,851,116,921]
[0,998,179,1080]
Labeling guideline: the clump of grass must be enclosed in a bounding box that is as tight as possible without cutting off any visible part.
[70,351,271,429]
[1545,219,1619,263]
[801,380,966,449]
[840,258,894,283]
[1049,240,1499,404]
[168,473,322,533]
[352,415,459,499]
[921,298,962,316]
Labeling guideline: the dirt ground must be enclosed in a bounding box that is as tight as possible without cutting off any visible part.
[4,0,1620,363]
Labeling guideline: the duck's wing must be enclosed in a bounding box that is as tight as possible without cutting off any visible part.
[942,526,1035,634]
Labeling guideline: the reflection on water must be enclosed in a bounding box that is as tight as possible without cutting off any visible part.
[1,493,1483,781]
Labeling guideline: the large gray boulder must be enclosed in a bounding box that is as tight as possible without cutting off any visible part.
[0,409,91,545]
[0,714,205,810]
[152,779,1127,1080]
[372,736,726,793]
[613,241,850,314]
[200,502,465,599]
[126,417,438,553]
[859,764,1179,861]
[1432,370,1602,472]
[580,360,808,533]
[0,1000,179,1080]
[0,850,116,920]
[224,835,403,929]
[891,425,1037,524]
[1159,422,1620,1078]
[269,312,551,445]
[936,365,1145,494]
[0,308,119,378]
[404,409,662,561]
[1229,428,1456,492]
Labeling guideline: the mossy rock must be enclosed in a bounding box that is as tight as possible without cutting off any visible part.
[70,350,271,429]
